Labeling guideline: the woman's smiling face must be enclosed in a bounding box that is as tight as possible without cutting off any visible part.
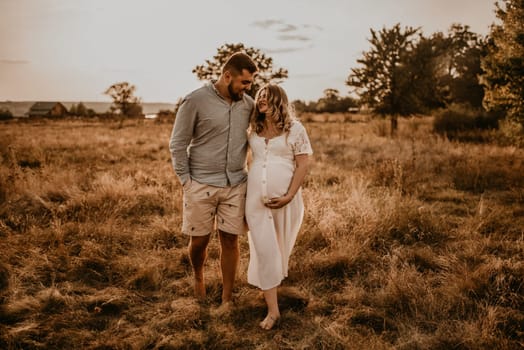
[257,88,269,113]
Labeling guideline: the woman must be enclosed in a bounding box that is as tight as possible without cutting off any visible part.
[245,84,313,330]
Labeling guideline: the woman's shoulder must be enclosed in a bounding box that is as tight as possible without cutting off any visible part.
[289,119,307,134]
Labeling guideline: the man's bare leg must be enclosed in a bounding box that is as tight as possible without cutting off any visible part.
[188,234,211,300]
[218,230,239,304]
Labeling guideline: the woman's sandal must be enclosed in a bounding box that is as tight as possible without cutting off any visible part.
[259,314,281,330]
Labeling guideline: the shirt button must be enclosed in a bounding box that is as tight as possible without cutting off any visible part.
[268,216,272,219]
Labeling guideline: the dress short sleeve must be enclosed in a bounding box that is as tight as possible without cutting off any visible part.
[289,121,313,155]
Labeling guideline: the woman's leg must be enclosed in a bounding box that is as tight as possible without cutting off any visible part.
[260,286,281,329]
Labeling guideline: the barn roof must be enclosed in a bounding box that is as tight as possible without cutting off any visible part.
[29,102,63,111]
[28,102,66,116]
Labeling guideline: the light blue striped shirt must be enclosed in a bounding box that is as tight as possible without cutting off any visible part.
[169,83,254,187]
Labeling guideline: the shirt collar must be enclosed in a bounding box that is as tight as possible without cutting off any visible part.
[208,81,245,106]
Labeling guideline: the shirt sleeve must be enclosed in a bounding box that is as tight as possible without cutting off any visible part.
[169,97,197,185]
[289,121,313,156]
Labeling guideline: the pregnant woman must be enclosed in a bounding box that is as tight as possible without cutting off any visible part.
[245,84,313,330]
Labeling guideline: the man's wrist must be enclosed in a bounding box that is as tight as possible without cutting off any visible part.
[180,174,191,186]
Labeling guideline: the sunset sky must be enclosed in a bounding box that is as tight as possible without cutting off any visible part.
[0,0,498,103]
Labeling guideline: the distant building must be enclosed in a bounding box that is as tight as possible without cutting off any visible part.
[27,102,68,118]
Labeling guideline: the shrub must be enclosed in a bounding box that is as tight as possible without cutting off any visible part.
[433,104,500,136]
[495,119,524,147]
[0,108,13,120]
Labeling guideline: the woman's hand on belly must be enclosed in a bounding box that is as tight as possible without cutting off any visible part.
[264,193,293,209]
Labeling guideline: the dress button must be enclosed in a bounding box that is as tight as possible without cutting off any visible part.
[268,216,272,219]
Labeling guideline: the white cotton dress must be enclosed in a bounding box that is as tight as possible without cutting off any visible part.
[246,120,313,290]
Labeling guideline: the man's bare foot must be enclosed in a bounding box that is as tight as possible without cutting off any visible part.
[259,313,281,330]
[194,280,206,301]
[210,300,234,317]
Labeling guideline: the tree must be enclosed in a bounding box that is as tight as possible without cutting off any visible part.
[396,25,486,113]
[76,102,87,117]
[315,89,341,113]
[104,82,143,117]
[0,108,13,120]
[192,43,288,98]
[315,89,358,113]
[323,88,340,100]
[399,33,448,113]
[438,24,486,108]
[346,24,420,133]
[292,100,309,114]
[71,102,96,118]
[69,103,77,116]
[481,0,524,125]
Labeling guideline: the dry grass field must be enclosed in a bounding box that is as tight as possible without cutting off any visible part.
[0,116,523,349]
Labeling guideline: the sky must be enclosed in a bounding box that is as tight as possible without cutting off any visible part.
[0,0,498,103]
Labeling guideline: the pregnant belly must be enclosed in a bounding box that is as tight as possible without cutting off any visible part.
[248,161,294,199]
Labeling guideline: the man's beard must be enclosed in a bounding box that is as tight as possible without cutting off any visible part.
[228,83,244,102]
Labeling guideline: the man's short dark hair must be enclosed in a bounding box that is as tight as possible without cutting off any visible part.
[222,52,258,75]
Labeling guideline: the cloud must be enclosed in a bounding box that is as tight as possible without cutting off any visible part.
[251,19,320,42]
[277,34,311,41]
[277,24,298,32]
[252,19,322,33]
[251,19,284,29]
[303,24,323,31]
[263,43,314,54]
[0,59,29,65]
[264,46,307,54]
[252,19,298,33]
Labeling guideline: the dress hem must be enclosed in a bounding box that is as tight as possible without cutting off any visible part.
[247,278,285,291]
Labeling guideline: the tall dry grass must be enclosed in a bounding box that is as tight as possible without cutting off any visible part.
[0,116,522,349]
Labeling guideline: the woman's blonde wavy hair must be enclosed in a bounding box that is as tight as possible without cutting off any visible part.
[249,84,295,135]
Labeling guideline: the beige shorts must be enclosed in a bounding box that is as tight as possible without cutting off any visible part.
[182,179,247,236]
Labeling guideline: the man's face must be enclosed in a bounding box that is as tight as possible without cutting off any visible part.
[227,69,254,101]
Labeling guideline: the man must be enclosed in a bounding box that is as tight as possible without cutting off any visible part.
[169,52,257,305]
